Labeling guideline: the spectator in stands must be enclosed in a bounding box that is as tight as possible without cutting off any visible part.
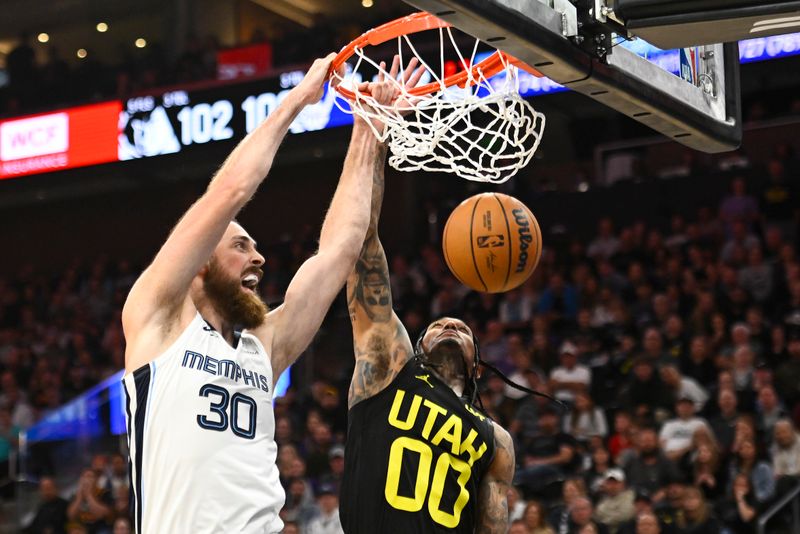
[652,474,685,527]
[588,218,621,260]
[112,517,132,534]
[306,481,344,534]
[515,406,578,494]
[530,330,558,374]
[727,438,775,505]
[677,486,723,534]
[499,288,536,331]
[662,315,687,362]
[658,364,708,412]
[594,468,635,532]
[537,273,579,325]
[622,427,676,501]
[756,385,786,439]
[775,333,800,407]
[680,338,716,390]
[563,391,608,443]
[659,397,710,461]
[607,411,635,463]
[691,437,724,501]
[549,478,588,533]
[715,473,758,533]
[641,328,668,364]
[314,384,347,438]
[721,221,760,264]
[765,324,788,369]
[567,496,607,534]
[111,484,129,523]
[549,342,591,404]
[630,512,660,534]
[482,373,518,425]
[505,340,540,400]
[771,418,800,479]
[739,247,774,304]
[730,347,756,398]
[304,420,335,480]
[67,468,112,532]
[23,477,68,534]
[760,158,797,239]
[326,445,345,488]
[507,486,526,522]
[481,320,510,371]
[510,519,531,534]
[522,500,555,534]
[281,477,317,527]
[585,446,613,496]
[719,177,759,234]
[621,358,671,421]
[0,372,35,428]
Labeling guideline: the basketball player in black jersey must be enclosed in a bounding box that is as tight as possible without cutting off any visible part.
[340,58,515,534]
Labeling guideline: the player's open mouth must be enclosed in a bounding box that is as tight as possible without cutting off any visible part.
[241,273,259,293]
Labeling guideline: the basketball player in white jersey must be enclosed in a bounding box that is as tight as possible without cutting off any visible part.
[121,54,397,533]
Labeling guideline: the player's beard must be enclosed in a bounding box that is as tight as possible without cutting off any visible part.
[203,257,268,329]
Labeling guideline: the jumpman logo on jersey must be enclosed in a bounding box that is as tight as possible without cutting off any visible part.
[464,403,486,421]
[415,374,434,389]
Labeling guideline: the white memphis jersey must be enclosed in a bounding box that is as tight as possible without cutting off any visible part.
[123,313,284,533]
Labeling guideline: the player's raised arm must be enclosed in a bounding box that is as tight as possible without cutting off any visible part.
[258,76,408,381]
[122,55,337,370]
[344,58,427,408]
[477,425,515,534]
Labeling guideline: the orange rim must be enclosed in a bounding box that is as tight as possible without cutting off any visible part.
[331,12,524,101]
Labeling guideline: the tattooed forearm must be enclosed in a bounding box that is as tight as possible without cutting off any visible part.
[477,426,514,534]
[347,142,390,324]
[347,142,414,408]
[367,143,388,234]
[477,483,509,534]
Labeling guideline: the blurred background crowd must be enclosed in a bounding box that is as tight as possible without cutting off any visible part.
[2,143,799,532]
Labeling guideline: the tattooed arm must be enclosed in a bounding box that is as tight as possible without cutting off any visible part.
[346,56,425,409]
[346,140,414,409]
[477,424,515,534]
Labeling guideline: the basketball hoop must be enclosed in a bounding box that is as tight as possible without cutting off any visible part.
[330,12,546,184]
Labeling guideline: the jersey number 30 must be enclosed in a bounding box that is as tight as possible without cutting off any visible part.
[196,384,257,439]
[384,436,471,528]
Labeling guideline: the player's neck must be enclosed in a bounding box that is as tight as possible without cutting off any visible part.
[195,300,237,345]
[425,351,466,397]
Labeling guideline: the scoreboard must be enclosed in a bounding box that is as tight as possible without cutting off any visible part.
[0,32,798,181]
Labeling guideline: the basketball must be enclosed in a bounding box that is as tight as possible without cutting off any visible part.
[442,193,542,293]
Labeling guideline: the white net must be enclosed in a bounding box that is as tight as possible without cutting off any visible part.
[332,26,545,184]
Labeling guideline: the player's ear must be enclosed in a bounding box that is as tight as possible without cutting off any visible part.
[474,365,483,380]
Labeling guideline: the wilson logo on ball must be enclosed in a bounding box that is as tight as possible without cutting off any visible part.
[476,235,505,248]
[513,208,533,273]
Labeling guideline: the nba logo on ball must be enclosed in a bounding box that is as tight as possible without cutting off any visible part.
[443,193,542,293]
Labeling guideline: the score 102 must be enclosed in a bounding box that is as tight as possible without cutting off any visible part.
[175,91,296,146]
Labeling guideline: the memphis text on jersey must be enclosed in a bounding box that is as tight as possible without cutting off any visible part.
[181,350,270,393]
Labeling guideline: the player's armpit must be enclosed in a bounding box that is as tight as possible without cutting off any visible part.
[349,320,412,407]
[476,424,514,534]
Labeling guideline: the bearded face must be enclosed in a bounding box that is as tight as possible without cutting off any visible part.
[203,256,267,329]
